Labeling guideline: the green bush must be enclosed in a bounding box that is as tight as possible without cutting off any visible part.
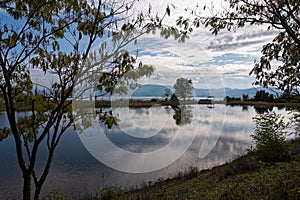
[252,112,291,162]
[42,190,67,200]
[99,186,124,200]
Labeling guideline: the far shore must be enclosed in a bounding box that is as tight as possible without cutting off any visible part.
[1,99,300,112]
[96,99,300,109]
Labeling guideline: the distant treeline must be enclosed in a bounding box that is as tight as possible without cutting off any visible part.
[225,90,300,103]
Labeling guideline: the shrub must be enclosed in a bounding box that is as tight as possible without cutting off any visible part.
[42,190,67,200]
[251,112,291,162]
[99,186,124,200]
[290,112,300,137]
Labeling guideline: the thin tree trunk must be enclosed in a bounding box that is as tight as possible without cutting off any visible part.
[33,147,55,200]
[33,183,42,200]
[23,172,31,200]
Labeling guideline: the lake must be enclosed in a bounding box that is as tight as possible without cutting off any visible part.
[0,104,291,199]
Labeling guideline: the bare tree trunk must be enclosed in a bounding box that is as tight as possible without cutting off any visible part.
[33,183,42,200]
[23,172,31,200]
[33,147,55,200]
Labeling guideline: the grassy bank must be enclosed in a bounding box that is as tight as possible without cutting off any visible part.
[72,139,300,200]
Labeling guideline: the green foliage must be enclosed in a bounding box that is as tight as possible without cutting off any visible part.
[253,90,274,102]
[174,166,198,179]
[99,113,119,129]
[121,153,300,200]
[164,88,172,100]
[98,57,155,95]
[170,93,179,103]
[99,186,124,200]
[173,78,194,100]
[224,96,241,102]
[242,94,249,101]
[290,112,300,137]
[0,128,11,142]
[42,190,67,200]
[278,93,300,103]
[251,31,300,94]
[79,141,300,200]
[252,112,291,162]
[207,164,300,200]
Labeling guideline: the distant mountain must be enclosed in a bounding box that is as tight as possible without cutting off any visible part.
[132,85,171,97]
[195,87,281,98]
[226,87,281,98]
[131,84,282,98]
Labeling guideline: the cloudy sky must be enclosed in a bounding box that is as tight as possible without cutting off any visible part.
[1,0,278,90]
[125,0,277,89]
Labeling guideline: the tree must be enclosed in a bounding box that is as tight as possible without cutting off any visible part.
[177,0,300,95]
[172,105,193,126]
[252,112,291,162]
[173,78,194,100]
[254,90,274,102]
[169,93,180,108]
[290,111,300,137]
[164,88,172,101]
[0,1,183,199]
[242,94,249,101]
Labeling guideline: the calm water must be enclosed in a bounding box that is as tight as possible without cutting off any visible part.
[0,105,290,199]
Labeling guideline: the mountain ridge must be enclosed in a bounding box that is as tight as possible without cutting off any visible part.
[131,84,281,98]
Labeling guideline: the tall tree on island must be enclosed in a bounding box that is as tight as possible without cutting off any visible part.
[173,78,194,100]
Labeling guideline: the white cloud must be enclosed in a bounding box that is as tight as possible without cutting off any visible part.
[25,0,279,90]
[127,0,279,89]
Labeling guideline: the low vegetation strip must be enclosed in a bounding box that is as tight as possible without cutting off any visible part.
[120,159,300,200]
[71,139,300,200]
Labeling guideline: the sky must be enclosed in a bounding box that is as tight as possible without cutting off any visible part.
[1,0,278,90]
[125,0,278,89]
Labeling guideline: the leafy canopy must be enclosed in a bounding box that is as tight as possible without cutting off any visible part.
[173,77,194,100]
[252,112,291,162]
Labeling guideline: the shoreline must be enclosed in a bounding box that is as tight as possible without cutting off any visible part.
[1,100,300,112]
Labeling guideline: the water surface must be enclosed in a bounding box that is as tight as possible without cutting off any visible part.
[0,105,287,199]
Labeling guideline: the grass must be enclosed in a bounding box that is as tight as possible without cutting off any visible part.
[71,139,300,200]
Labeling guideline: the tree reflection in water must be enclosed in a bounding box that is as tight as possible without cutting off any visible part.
[254,106,274,114]
[171,105,193,126]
